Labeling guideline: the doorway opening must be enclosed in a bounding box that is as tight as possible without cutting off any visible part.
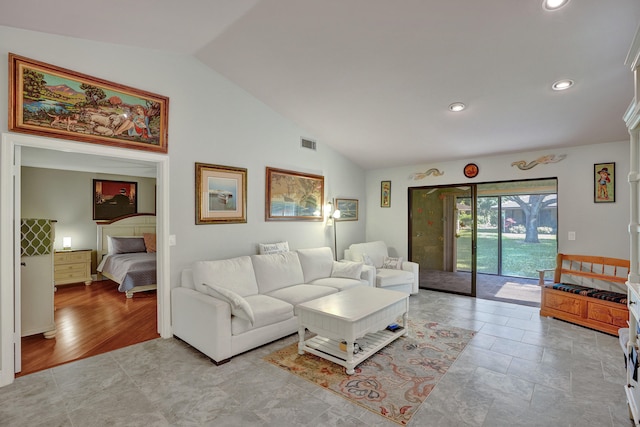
[409,178,558,306]
[0,133,170,387]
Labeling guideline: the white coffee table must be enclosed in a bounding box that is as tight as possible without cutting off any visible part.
[297,286,409,375]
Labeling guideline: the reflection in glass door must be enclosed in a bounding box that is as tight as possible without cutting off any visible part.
[409,185,475,296]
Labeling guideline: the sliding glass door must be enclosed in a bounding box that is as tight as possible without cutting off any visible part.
[409,178,557,299]
[477,179,558,279]
[409,185,476,296]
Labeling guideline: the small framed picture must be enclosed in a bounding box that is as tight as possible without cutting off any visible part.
[594,162,615,203]
[381,180,391,207]
[335,198,358,221]
[93,179,137,220]
[196,163,247,224]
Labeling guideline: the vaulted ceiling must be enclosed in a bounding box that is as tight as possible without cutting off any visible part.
[2,0,639,169]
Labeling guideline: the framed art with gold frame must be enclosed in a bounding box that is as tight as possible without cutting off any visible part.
[381,180,391,207]
[9,53,169,153]
[265,167,324,221]
[196,163,247,224]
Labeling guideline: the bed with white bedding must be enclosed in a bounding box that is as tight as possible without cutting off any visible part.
[96,214,157,298]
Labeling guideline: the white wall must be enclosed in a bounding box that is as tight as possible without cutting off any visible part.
[21,167,156,252]
[365,141,630,261]
[0,25,367,288]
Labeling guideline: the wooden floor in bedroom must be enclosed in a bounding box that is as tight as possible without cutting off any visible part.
[17,279,159,377]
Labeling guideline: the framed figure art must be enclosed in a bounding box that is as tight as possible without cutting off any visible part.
[196,163,247,224]
[381,180,391,207]
[93,179,137,220]
[594,162,615,203]
[9,53,169,153]
[266,167,324,221]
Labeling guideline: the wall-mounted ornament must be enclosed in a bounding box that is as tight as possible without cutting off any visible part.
[511,154,566,170]
[463,163,479,178]
[409,168,444,180]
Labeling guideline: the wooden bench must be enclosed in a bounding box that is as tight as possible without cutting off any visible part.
[538,253,629,336]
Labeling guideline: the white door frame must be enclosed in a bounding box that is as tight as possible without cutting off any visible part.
[0,132,171,387]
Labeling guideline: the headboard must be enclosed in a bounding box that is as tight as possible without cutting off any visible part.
[97,214,156,261]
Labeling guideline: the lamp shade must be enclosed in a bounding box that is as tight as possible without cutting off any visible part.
[62,237,72,250]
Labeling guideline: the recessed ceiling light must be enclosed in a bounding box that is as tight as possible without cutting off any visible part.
[543,0,570,11]
[448,102,466,112]
[552,79,574,91]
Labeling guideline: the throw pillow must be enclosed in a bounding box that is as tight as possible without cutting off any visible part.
[143,233,156,253]
[361,253,374,266]
[259,241,289,255]
[203,282,255,325]
[382,256,403,269]
[331,261,364,280]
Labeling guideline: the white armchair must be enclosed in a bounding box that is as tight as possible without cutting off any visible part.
[344,241,419,295]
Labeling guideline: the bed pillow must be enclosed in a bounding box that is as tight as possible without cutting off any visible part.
[203,282,255,325]
[143,233,156,253]
[107,236,146,254]
[331,261,364,280]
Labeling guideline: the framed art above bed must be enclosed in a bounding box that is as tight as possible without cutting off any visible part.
[93,179,138,220]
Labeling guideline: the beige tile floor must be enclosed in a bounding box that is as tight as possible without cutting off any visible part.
[0,290,631,426]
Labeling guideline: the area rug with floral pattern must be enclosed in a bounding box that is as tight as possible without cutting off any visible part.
[264,319,474,425]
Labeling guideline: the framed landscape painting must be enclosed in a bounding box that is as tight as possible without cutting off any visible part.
[93,179,137,220]
[196,163,247,224]
[594,162,615,203]
[335,198,358,221]
[266,167,324,221]
[9,53,169,153]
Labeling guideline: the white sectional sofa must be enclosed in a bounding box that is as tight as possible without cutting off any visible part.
[344,241,419,295]
[171,247,373,364]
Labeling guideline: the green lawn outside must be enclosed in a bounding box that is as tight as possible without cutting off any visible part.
[456,228,557,278]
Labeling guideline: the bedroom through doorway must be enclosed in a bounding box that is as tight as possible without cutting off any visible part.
[18,156,160,375]
[0,133,170,387]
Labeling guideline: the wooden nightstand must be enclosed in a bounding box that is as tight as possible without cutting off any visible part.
[54,249,92,286]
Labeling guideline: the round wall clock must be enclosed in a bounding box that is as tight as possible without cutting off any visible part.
[464,163,479,178]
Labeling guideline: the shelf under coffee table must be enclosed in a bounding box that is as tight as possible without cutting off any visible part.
[297,286,409,375]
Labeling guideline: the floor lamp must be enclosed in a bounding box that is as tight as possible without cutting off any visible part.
[331,208,341,260]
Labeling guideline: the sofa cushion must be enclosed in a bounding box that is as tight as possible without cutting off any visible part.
[545,283,627,304]
[251,251,305,294]
[348,241,389,268]
[202,282,255,325]
[192,256,258,297]
[231,294,293,335]
[308,277,364,291]
[362,254,374,266]
[266,284,337,307]
[331,261,363,279]
[376,268,415,287]
[297,247,334,282]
